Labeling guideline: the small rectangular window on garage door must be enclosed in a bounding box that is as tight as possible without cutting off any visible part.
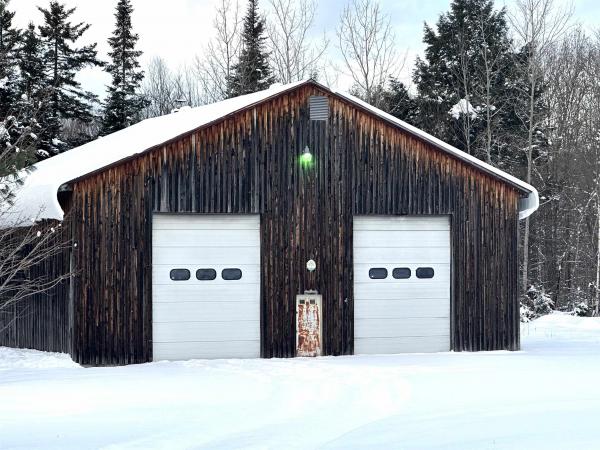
[222,268,242,280]
[416,267,435,279]
[170,269,190,281]
[393,268,411,279]
[196,269,217,280]
[369,268,388,279]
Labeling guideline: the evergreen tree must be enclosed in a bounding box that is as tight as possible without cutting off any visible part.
[226,0,274,97]
[413,0,518,164]
[18,23,45,102]
[101,0,146,135]
[15,23,46,160]
[0,16,42,165]
[380,78,419,125]
[0,0,21,119]
[0,108,40,175]
[37,1,103,154]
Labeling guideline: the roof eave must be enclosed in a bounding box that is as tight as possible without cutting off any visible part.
[63,79,538,219]
[65,80,319,186]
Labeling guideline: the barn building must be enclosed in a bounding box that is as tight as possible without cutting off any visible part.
[0,80,538,365]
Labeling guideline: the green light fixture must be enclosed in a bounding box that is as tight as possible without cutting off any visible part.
[300,145,313,168]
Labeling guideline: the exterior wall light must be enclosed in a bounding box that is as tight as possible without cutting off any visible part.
[300,145,313,168]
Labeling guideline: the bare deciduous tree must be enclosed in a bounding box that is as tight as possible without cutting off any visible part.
[336,0,400,107]
[0,218,71,333]
[508,0,572,293]
[172,64,206,108]
[472,8,514,163]
[266,0,328,83]
[141,57,178,118]
[141,57,208,118]
[586,32,600,315]
[512,26,600,316]
[0,107,71,333]
[193,0,242,103]
[539,29,590,308]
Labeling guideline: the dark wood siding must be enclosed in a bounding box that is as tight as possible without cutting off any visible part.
[50,83,520,364]
[0,222,72,353]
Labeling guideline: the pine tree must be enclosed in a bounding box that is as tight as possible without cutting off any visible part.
[101,0,146,135]
[0,108,40,176]
[380,78,419,125]
[14,23,46,160]
[413,0,517,164]
[0,13,41,167]
[226,0,274,97]
[37,1,103,154]
[0,0,21,119]
[18,23,45,102]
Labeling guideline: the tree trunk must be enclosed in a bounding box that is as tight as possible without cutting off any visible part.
[596,187,600,316]
[523,216,530,293]
[522,72,536,294]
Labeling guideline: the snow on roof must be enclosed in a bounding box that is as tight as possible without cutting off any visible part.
[0,79,538,228]
[0,81,306,227]
[333,90,539,220]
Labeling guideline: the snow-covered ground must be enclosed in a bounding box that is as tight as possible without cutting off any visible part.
[1,313,599,449]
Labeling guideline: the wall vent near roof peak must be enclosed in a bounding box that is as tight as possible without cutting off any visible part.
[309,96,329,121]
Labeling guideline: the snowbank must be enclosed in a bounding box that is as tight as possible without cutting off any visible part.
[521,312,600,350]
[0,347,79,371]
[0,312,598,449]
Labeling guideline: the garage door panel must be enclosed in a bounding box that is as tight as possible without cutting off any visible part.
[355,317,450,338]
[354,283,449,299]
[153,215,260,230]
[354,216,450,231]
[153,284,258,302]
[354,263,450,283]
[354,336,449,354]
[153,302,259,322]
[354,299,449,319]
[153,246,260,265]
[153,320,260,343]
[354,216,450,354]
[354,247,450,264]
[152,214,260,360]
[152,229,259,247]
[354,230,450,248]
[152,264,260,285]
[153,341,260,361]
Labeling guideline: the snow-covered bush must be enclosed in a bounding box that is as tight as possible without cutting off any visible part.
[520,304,535,323]
[571,302,590,317]
[520,285,554,322]
[563,286,593,317]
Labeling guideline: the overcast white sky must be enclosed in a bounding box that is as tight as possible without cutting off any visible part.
[9,0,600,99]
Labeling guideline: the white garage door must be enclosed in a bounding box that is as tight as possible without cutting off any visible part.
[354,216,450,354]
[152,214,260,360]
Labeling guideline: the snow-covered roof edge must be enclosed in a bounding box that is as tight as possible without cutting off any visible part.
[329,89,538,220]
[0,81,309,228]
[1,79,538,228]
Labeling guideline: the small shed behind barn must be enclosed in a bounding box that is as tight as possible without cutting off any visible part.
[0,80,538,365]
